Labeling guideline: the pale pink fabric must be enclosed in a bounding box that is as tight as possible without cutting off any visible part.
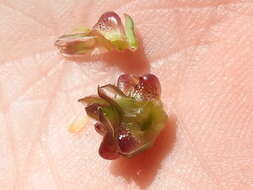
[0,0,252,189]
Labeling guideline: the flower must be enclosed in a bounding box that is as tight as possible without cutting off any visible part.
[79,74,168,159]
[55,12,138,56]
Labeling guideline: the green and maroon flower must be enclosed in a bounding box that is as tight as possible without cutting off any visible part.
[55,11,138,56]
[79,74,168,159]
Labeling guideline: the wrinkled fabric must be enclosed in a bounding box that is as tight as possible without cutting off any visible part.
[0,0,253,189]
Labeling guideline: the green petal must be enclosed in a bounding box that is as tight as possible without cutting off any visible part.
[124,14,138,51]
[73,26,91,34]
[101,105,121,137]
[54,32,97,56]
[78,96,109,106]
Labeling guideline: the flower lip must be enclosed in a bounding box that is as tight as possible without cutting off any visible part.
[117,129,138,154]
[99,132,119,160]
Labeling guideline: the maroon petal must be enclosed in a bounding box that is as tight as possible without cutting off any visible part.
[94,122,107,136]
[85,103,101,120]
[118,129,138,154]
[97,84,125,115]
[135,74,161,100]
[117,74,139,95]
[93,11,124,38]
[99,133,119,160]
[98,107,115,136]
[99,84,126,97]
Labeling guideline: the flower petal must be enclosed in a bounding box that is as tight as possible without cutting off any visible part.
[94,122,107,136]
[124,14,138,50]
[97,84,125,115]
[85,103,102,120]
[117,74,139,96]
[134,74,161,100]
[55,32,97,56]
[99,132,119,160]
[78,95,109,106]
[93,11,128,50]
